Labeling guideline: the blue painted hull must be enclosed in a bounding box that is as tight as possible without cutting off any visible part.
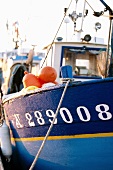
[3,77,113,169]
[14,137,113,170]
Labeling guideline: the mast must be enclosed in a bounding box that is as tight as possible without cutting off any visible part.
[108,21,113,77]
[80,0,87,32]
[69,0,88,41]
[12,21,19,49]
[99,0,113,77]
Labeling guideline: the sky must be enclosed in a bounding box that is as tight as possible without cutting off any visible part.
[0,0,113,51]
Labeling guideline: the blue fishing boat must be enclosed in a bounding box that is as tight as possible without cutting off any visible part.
[1,0,113,170]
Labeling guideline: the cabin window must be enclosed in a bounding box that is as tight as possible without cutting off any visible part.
[62,47,107,78]
[75,59,89,75]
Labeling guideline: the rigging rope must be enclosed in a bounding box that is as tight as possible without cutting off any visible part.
[41,0,73,68]
[85,0,95,12]
[29,79,71,170]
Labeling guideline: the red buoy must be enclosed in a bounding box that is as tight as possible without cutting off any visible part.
[22,71,43,88]
[38,66,57,83]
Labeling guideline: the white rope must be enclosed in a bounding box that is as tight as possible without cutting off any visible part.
[29,79,70,170]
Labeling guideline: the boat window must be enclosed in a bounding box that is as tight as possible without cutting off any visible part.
[75,59,89,75]
[62,47,107,78]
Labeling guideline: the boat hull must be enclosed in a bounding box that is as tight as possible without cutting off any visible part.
[3,78,113,169]
[14,137,113,170]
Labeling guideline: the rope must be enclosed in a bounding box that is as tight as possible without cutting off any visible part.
[85,0,95,12]
[29,79,70,170]
[41,0,73,68]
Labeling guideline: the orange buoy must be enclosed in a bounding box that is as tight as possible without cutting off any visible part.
[38,66,57,83]
[23,71,43,88]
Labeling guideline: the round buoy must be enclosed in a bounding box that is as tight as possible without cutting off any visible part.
[22,71,43,88]
[38,66,57,83]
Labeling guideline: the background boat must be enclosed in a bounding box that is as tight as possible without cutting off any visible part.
[1,48,45,95]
